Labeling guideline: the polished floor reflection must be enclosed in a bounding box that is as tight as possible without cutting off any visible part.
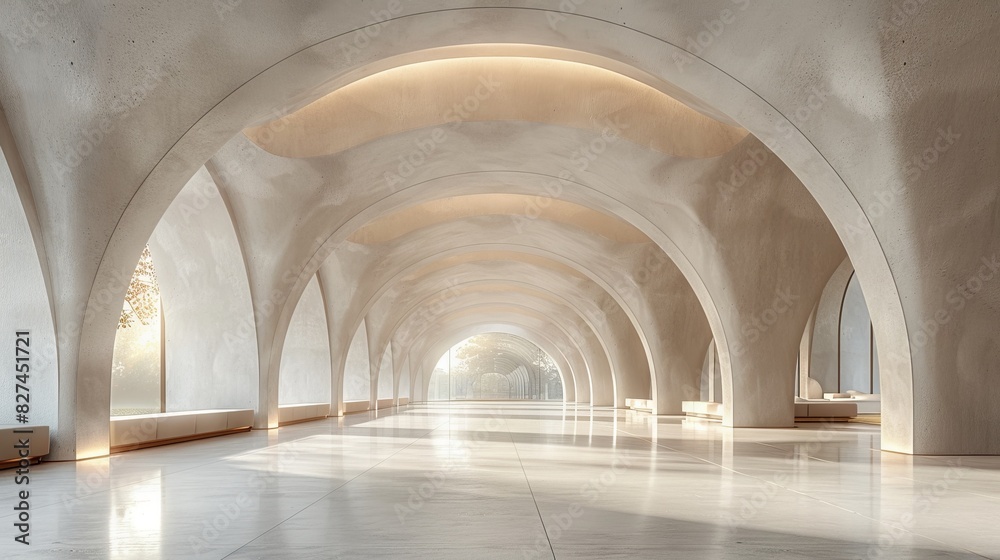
[2,403,998,559]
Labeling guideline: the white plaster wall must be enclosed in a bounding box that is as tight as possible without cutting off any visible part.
[343,319,370,402]
[397,355,410,400]
[147,168,257,412]
[278,274,331,405]
[377,345,393,401]
[0,136,57,430]
[840,273,873,393]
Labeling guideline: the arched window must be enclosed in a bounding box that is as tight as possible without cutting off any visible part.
[428,333,562,401]
[111,246,163,415]
[839,272,879,393]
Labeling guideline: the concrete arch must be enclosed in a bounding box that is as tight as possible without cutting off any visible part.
[381,277,624,405]
[351,214,695,409]
[62,6,907,458]
[807,257,856,395]
[147,167,259,412]
[374,286,621,405]
[278,274,331,406]
[371,245,708,414]
[417,330,571,403]
[408,312,596,405]
[343,318,371,403]
[227,117,842,431]
[312,213,667,392]
[411,300,613,405]
[405,322,584,405]
[319,238,648,412]
[369,263,649,406]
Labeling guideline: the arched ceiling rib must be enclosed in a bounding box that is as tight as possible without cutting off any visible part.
[244,56,748,159]
[348,194,650,245]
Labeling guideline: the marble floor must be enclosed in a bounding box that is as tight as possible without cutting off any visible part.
[2,402,998,559]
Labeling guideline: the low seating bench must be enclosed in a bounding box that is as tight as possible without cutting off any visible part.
[794,400,858,420]
[682,400,858,421]
[823,392,881,414]
[110,409,254,452]
[343,400,370,414]
[278,403,330,426]
[625,398,654,412]
[682,401,723,419]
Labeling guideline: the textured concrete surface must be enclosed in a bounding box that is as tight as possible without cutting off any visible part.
[0,2,997,459]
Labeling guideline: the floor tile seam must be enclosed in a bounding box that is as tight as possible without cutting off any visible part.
[219,418,449,559]
[502,413,558,560]
[750,442,1000,503]
[615,427,992,559]
[1,408,422,521]
[0,446,275,520]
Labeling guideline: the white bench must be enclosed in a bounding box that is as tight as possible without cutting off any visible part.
[681,400,858,421]
[625,398,654,412]
[682,401,723,419]
[110,409,254,452]
[824,392,881,414]
[795,399,858,420]
[343,400,370,414]
[398,397,409,406]
[375,398,394,410]
[278,403,330,425]
[0,425,49,467]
